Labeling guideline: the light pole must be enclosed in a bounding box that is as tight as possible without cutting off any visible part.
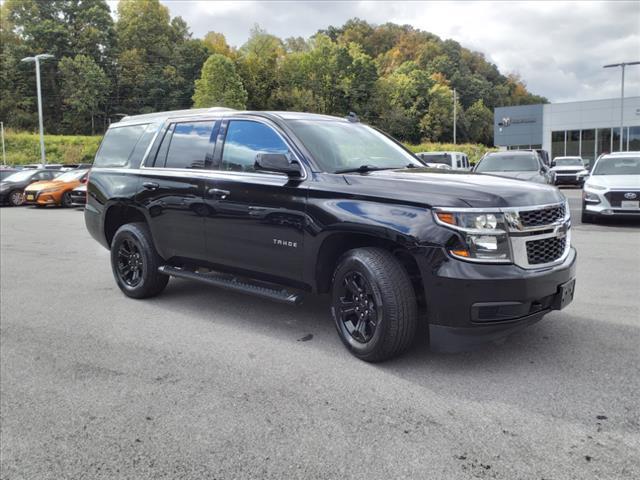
[603,61,640,151]
[21,53,54,165]
[453,88,457,145]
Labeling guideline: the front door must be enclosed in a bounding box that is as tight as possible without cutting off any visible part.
[136,120,218,262]
[203,119,307,283]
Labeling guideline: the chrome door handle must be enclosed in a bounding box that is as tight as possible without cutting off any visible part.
[142,181,159,190]
[207,188,230,199]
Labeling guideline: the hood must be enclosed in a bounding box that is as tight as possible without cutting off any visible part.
[480,170,545,182]
[337,168,563,208]
[25,180,65,191]
[585,174,640,189]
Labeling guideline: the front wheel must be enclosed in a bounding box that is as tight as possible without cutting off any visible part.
[61,191,73,207]
[110,222,169,299]
[8,190,23,206]
[331,247,417,362]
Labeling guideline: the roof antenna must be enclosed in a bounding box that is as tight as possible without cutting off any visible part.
[346,112,359,123]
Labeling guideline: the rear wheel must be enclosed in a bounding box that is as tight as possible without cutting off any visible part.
[8,190,23,206]
[331,247,417,362]
[110,222,169,299]
[61,191,73,207]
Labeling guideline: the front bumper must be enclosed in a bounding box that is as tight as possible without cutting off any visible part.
[554,173,584,185]
[583,189,640,217]
[416,247,577,352]
[23,190,60,206]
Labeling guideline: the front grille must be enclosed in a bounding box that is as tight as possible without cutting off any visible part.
[555,169,582,175]
[519,204,565,227]
[526,236,566,265]
[604,191,640,207]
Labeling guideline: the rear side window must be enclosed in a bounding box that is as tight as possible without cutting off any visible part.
[221,120,288,172]
[94,124,148,168]
[157,121,217,169]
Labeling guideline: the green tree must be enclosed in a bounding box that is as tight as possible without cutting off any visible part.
[236,26,283,109]
[59,55,110,134]
[203,31,234,58]
[193,54,247,109]
[465,99,493,144]
[420,83,465,142]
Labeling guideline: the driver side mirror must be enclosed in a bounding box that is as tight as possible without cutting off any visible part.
[255,153,303,178]
[550,160,556,167]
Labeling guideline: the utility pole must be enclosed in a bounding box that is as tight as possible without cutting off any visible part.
[453,88,457,145]
[21,53,54,165]
[603,61,640,151]
[1,122,6,165]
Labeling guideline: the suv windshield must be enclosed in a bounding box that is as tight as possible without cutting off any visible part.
[554,157,583,167]
[592,156,640,175]
[287,120,421,173]
[476,154,539,172]
[2,170,38,182]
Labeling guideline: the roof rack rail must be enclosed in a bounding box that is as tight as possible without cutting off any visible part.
[345,112,359,123]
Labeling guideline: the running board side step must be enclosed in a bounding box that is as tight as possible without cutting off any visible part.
[158,265,303,305]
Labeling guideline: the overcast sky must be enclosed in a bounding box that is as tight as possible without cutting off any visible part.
[124,1,640,103]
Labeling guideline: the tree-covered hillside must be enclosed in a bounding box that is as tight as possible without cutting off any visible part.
[0,0,546,144]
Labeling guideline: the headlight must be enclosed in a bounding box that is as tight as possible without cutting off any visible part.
[433,210,511,263]
[583,191,600,203]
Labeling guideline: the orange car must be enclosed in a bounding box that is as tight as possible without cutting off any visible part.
[23,169,89,207]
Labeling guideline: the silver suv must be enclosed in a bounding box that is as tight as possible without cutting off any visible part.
[581,152,640,223]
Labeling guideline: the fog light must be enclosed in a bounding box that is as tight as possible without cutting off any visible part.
[470,235,498,251]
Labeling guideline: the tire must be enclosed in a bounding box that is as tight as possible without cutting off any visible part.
[331,247,417,362]
[8,190,23,206]
[61,191,73,208]
[110,222,169,299]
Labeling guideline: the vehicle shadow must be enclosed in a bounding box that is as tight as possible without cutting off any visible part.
[148,278,639,426]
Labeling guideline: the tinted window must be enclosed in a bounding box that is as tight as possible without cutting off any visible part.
[94,124,147,168]
[129,122,161,166]
[164,121,216,169]
[221,120,289,172]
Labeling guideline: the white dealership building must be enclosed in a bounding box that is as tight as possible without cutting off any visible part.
[494,96,640,165]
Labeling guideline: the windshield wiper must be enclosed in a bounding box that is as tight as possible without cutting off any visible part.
[335,164,397,174]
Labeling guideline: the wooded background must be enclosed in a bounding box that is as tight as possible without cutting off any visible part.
[1,0,547,145]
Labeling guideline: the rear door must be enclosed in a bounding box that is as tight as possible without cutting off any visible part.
[137,119,218,263]
[202,118,307,282]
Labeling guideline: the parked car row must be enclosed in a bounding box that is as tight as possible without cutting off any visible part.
[0,166,89,207]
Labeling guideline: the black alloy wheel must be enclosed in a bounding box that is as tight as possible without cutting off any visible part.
[337,271,379,344]
[116,238,144,287]
[331,247,417,362]
[110,222,169,298]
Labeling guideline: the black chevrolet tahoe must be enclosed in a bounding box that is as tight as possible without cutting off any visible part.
[85,108,576,362]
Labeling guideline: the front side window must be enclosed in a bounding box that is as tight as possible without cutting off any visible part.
[221,120,289,172]
[94,124,148,168]
[476,154,539,172]
[162,121,217,169]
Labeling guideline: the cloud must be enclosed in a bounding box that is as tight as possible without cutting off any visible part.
[158,0,640,103]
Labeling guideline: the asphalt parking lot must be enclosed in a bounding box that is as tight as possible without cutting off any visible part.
[1,188,639,480]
